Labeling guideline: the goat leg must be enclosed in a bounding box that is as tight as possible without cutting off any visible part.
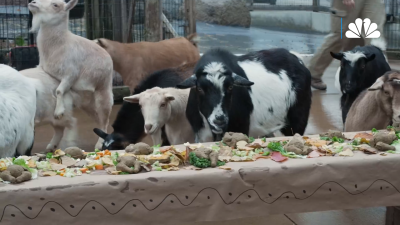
[54,78,76,120]
[46,125,65,152]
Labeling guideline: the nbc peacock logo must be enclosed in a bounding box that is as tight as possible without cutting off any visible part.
[345,18,380,38]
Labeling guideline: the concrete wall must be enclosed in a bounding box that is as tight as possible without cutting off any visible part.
[251,10,330,33]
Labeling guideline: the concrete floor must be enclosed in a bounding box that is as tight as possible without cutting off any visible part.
[30,58,400,225]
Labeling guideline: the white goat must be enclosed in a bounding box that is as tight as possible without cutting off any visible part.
[20,68,81,151]
[0,65,36,158]
[29,0,114,149]
[124,87,194,146]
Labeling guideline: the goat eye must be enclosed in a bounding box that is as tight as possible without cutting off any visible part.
[228,85,233,91]
[53,4,58,7]
[160,103,166,108]
[384,91,390,95]
[197,87,203,92]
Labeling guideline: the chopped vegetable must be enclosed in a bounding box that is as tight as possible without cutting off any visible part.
[320,137,330,141]
[211,145,220,151]
[80,168,88,173]
[112,152,119,166]
[95,164,104,170]
[386,150,396,154]
[372,128,378,134]
[320,136,344,143]
[46,152,53,159]
[249,137,255,143]
[95,149,100,153]
[262,151,270,156]
[189,152,211,168]
[271,152,288,162]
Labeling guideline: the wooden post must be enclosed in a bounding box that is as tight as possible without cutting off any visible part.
[84,0,93,40]
[184,0,196,36]
[127,0,137,42]
[121,0,128,43]
[312,0,319,12]
[112,0,123,42]
[92,0,101,39]
[145,0,162,42]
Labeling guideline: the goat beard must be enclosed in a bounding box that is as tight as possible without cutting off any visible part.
[30,15,42,33]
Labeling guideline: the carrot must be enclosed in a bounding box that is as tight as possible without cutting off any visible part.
[104,150,111,155]
[95,164,104,170]
[80,168,88,173]
[59,173,64,176]
[96,152,104,157]
[95,156,100,160]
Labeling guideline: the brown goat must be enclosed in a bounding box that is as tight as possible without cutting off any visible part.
[345,71,400,132]
[95,34,200,92]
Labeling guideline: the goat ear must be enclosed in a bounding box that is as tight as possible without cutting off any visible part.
[65,0,78,11]
[233,73,254,87]
[368,78,384,91]
[164,93,175,101]
[97,38,107,48]
[330,52,343,60]
[123,94,141,103]
[93,128,108,139]
[176,75,197,89]
[366,53,376,62]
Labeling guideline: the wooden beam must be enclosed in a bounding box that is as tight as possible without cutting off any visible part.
[184,0,196,36]
[112,0,123,42]
[145,0,162,42]
[162,13,179,38]
[127,0,137,42]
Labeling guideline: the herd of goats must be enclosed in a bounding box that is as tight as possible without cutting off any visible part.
[0,0,398,158]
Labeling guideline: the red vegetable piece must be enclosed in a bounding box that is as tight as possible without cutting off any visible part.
[271,152,288,162]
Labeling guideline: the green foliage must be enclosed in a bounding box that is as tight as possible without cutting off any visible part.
[189,152,211,168]
[46,152,53,159]
[15,36,25,46]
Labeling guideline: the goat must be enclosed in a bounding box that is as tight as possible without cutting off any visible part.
[345,71,400,132]
[124,87,194,146]
[28,0,114,149]
[93,61,197,150]
[177,48,312,142]
[331,38,391,124]
[95,35,200,92]
[20,67,81,151]
[0,65,36,158]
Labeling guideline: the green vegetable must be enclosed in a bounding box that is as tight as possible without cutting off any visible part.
[262,151,270,156]
[87,152,96,156]
[352,139,360,145]
[372,128,378,134]
[112,152,119,166]
[387,150,396,154]
[14,158,36,174]
[95,149,100,153]
[320,137,330,141]
[388,125,394,130]
[189,152,211,168]
[211,145,220,151]
[332,136,344,143]
[267,142,285,152]
[261,137,266,142]
[120,172,130,175]
[152,144,161,148]
[189,152,225,168]
[46,152,53,159]
[249,137,255,143]
[335,146,344,153]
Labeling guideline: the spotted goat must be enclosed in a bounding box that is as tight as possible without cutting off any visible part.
[177,48,312,142]
[332,38,391,124]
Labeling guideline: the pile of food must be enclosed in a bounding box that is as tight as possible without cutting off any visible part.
[1,127,400,184]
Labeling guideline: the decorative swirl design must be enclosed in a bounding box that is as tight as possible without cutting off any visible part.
[1,179,399,222]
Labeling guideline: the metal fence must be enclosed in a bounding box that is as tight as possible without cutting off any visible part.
[0,0,186,85]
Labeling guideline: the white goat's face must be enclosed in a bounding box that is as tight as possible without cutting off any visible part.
[124,88,174,135]
[29,0,78,31]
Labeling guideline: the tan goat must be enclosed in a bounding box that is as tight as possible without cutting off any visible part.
[345,71,400,132]
[95,35,200,92]
[28,0,114,149]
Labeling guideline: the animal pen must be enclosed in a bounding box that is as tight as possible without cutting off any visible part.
[0,0,196,86]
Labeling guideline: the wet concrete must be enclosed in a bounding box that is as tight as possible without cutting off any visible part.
[31,59,400,154]
[197,22,326,54]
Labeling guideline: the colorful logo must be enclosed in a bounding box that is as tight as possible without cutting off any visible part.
[345,18,380,38]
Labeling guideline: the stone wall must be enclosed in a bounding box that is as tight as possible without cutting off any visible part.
[196,0,251,28]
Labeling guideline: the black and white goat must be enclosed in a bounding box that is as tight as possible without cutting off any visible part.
[331,38,391,124]
[93,62,196,150]
[177,48,312,142]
